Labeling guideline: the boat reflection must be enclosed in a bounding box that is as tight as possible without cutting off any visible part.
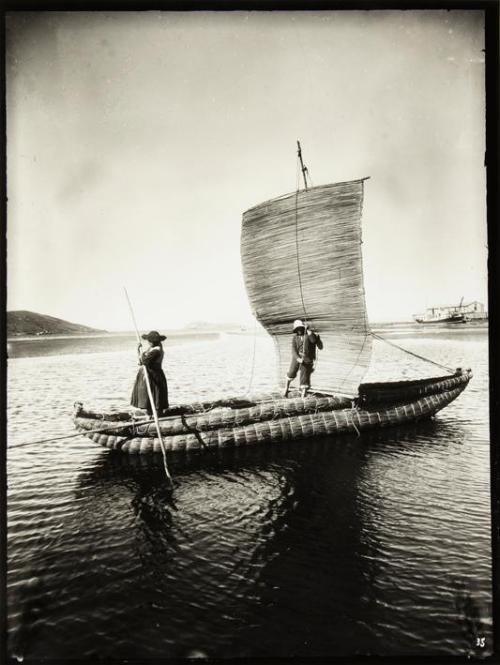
[74,423,458,657]
[12,416,482,659]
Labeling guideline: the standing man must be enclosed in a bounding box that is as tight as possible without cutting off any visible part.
[284,319,323,398]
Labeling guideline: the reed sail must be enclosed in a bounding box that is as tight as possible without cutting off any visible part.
[241,179,371,397]
[73,145,472,455]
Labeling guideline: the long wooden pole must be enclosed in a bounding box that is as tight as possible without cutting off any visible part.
[124,287,173,487]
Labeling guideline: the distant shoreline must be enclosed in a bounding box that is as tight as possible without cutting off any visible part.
[7,320,488,343]
[7,330,227,343]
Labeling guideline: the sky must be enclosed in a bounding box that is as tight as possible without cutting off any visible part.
[6,10,487,330]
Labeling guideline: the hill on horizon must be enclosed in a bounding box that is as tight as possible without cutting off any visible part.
[7,310,107,337]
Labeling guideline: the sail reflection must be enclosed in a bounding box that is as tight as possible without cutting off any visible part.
[74,435,375,656]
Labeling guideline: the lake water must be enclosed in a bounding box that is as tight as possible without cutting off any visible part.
[6,327,492,659]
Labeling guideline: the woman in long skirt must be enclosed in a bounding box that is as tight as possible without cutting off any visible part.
[130,330,169,415]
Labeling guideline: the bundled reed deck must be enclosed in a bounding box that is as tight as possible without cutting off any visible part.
[73,370,471,455]
[75,393,353,438]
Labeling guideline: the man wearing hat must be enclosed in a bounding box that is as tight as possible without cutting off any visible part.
[130,330,169,415]
[284,319,323,398]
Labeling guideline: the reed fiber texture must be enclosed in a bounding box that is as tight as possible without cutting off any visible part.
[75,394,352,438]
[241,180,371,396]
[359,369,471,406]
[74,372,470,454]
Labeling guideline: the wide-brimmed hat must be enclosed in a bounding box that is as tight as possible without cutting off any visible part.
[141,330,166,343]
[293,319,305,331]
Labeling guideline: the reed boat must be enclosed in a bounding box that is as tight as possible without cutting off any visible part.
[73,144,472,454]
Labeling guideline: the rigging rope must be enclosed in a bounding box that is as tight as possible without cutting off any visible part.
[294,148,311,325]
[8,417,147,449]
[294,188,309,324]
[370,331,454,373]
[337,331,369,394]
[244,316,258,396]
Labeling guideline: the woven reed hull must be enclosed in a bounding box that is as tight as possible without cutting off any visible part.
[75,394,352,438]
[73,372,470,455]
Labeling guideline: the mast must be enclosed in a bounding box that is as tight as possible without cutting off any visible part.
[297,140,309,190]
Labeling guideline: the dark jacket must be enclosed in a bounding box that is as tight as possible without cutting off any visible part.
[291,331,323,365]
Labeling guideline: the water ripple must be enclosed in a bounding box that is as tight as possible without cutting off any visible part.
[6,331,492,658]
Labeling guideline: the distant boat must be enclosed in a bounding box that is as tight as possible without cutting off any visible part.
[413,298,487,324]
[74,144,471,454]
[414,313,468,324]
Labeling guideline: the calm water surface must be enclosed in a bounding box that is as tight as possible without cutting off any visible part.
[7,328,492,659]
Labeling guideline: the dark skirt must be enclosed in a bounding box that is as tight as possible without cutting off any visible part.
[130,367,169,414]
